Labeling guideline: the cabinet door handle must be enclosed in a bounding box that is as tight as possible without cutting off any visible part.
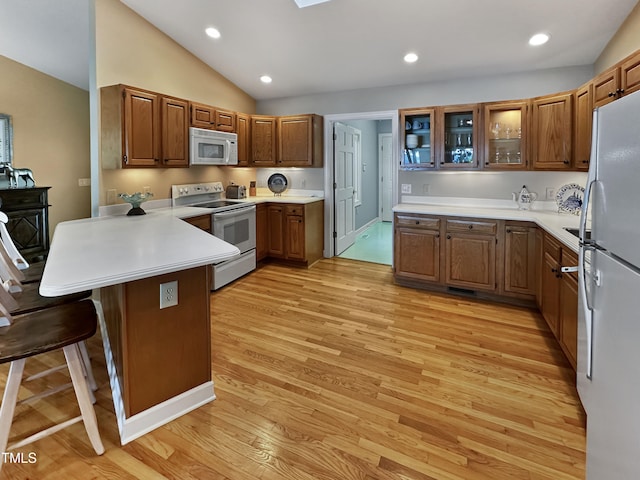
[506,228,511,233]
[415,220,420,225]
[617,88,625,95]
[563,160,570,165]
[551,267,558,273]
[468,224,473,230]
[446,234,451,239]
[608,91,616,97]
[436,233,440,238]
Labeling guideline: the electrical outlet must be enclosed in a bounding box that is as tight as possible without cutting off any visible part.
[143,186,151,195]
[159,280,178,309]
[107,189,117,205]
[78,178,91,187]
[546,187,555,200]
[423,184,430,194]
[401,184,412,194]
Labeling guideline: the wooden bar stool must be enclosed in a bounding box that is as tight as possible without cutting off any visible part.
[0,294,104,473]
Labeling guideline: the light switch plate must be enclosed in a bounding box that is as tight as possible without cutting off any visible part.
[160,280,178,309]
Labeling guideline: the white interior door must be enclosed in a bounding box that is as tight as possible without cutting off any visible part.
[334,122,356,255]
[379,133,393,222]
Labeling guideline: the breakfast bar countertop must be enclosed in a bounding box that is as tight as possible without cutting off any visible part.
[39,210,240,297]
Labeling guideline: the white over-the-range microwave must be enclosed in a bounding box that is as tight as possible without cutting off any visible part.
[189,127,238,166]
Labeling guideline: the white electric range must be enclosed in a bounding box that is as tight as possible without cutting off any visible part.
[172,182,256,290]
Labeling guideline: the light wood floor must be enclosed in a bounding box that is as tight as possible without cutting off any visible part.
[0,258,586,479]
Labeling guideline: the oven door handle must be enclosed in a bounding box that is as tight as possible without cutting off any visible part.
[212,205,256,219]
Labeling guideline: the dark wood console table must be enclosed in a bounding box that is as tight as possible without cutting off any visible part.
[0,187,50,261]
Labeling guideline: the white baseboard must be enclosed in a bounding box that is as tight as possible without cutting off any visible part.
[355,217,381,236]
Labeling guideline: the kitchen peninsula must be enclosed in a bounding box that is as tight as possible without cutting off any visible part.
[39,208,240,445]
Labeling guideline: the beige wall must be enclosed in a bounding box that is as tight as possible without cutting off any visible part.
[0,55,90,232]
[595,1,640,73]
[95,0,256,204]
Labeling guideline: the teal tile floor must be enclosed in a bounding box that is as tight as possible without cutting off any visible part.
[338,221,393,265]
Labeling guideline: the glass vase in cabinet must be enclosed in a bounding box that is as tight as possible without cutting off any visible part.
[399,108,436,170]
[437,105,480,169]
[483,100,529,170]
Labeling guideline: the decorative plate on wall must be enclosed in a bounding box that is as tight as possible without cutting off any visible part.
[556,183,585,215]
[267,173,288,195]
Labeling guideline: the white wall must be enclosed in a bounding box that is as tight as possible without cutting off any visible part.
[257,66,593,115]
[399,171,588,205]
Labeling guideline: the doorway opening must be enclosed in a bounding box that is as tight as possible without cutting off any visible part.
[322,111,399,264]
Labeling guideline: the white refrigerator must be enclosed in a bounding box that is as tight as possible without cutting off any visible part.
[578,89,640,479]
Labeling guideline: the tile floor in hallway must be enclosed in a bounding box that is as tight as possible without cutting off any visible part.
[338,221,393,265]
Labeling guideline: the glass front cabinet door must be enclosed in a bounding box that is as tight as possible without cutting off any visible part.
[400,108,436,170]
[483,100,529,170]
[437,105,480,169]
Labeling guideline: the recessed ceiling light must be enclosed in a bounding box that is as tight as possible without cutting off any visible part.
[404,53,418,63]
[260,75,273,84]
[205,27,221,39]
[294,0,331,8]
[529,33,550,46]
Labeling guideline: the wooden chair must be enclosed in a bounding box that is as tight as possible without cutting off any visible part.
[0,211,44,284]
[0,293,105,472]
[0,230,98,393]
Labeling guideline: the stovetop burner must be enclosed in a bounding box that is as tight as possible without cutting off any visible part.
[171,182,254,213]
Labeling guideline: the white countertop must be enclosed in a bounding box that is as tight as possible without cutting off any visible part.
[39,209,240,297]
[393,202,582,252]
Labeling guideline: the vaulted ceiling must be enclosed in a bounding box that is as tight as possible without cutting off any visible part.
[1,0,638,100]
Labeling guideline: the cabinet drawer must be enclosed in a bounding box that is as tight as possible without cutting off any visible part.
[285,205,304,216]
[544,234,562,262]
[395,214,440,230]
[446,219,497,234]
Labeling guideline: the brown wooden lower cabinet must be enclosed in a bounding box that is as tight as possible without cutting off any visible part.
[258,201,324,266]
[394,214,440,282]
[504,223,537,296]
[394,213,579,370]
[559,249,579,369]
[256,203,268,261]
[541,249,561,337]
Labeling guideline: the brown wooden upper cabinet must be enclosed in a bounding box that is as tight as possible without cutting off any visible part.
[277,114,323,168]
[251,114,323,167]
[190,102,216,129]
[437,104,481,169]
[531,92,573,170]
[190,102,236,132]
[399,107,436,169]
[236,113,251,167]
[251,115,278,166]
[574,82,593,171]
[482,100,529,170]
[593,50,640,108]
[101,84,189,168]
